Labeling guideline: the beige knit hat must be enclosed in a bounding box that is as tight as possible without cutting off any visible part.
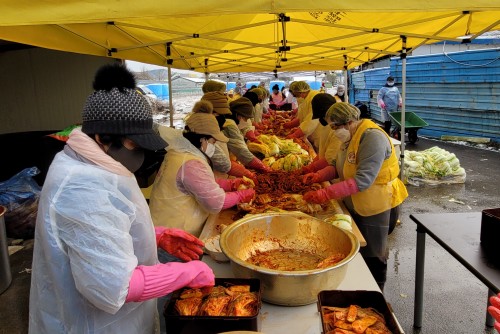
[201,91,231,115]
[202,80,226,93]
[185,113,229,143]
[229,97,255,119]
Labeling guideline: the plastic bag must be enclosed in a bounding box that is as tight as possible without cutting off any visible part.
[0,167,41,239]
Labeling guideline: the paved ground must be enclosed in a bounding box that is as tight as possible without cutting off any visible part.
[0,136,498,334]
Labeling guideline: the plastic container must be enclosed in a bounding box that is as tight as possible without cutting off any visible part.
[0,206,12,294]
[480,208,500,261]
[317,290,404,334]
[164,278,261,334]
[389,112,429,129]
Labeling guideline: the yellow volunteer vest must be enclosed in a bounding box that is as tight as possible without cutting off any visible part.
[149,150,211,237]
[334,95,342,103]
[343,119,408,216]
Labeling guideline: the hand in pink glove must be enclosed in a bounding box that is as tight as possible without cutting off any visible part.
[303,178,359,204]
[398,101,403,108]
[302,166,336,185]
[488,293,500,332]
[231,177,255,190]
[283,117,300,129]
[298,158,330,175]
[286,128,304,139]
[379,101,386,110]
[126,261,215,303]
[236,188,255,203]
[157,228,204,262]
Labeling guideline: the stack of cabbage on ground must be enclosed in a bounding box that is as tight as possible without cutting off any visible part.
[404,146,466,185]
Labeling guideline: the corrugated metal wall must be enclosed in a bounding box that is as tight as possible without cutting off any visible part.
[0,48,116,134]
[351,48,499,142]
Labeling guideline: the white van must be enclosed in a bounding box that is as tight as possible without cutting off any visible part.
[136,85,167,112]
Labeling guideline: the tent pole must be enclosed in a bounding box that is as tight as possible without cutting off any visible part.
[167,65,174,128]
[343,55,349,103]
[400,36,407,181]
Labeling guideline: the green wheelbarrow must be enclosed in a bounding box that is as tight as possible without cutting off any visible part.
[389,112,428,144]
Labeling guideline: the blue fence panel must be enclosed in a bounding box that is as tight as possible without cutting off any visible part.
[352,48,500,142]
[146,84,169,100]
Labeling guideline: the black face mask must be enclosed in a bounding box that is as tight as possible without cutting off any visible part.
[215,114,226,130]
[319,117,328,126]
[107,144,145,173]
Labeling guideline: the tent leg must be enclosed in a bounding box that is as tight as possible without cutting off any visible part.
[399,36,407,181]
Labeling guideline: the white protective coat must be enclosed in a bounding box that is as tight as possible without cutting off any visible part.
[29,148,158,334]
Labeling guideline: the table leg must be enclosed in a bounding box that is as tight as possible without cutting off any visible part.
[413,225,426,328]
[486,289,496,327]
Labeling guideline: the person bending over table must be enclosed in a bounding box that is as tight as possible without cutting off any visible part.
[302,102,408,290]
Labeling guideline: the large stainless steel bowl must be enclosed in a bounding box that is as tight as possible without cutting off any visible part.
[219,211,360,306]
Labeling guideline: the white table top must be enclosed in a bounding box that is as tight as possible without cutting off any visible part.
[203,253,380,334]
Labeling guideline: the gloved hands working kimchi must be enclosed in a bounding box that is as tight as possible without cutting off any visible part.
[246,157,273,173]
[297,157,330,175]
[155,227,204,262]
[217,177,255,192]
[126,261,215,303]
[223,188,255,209]
[286,128,304,139]
[488,293,500,332]
[303,178,359,204]
[302,166,337,185]
[228,161,258,184]
[283,117,300,129]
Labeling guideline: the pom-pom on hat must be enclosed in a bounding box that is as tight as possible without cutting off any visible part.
[192,100,213,114]
[81,63,166,151]
[229,97,255,119]
[201,91,231,115]
[185,113,229,143]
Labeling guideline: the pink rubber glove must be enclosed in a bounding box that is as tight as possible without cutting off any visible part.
[246,157,273,173]
[157,228,204,262]
[126,261,215,303]
[245,130,261,143]
[299,158,330,175]
[302,166,337,185]
[488,294,500,332]
[217,177,254,191]
[398,101,403,108]
[229,161,258,184]
[379,101,386,110]
[283,117,300,129]
[223,189,256,208]
[303,178,359,204]
[286,128,305,139]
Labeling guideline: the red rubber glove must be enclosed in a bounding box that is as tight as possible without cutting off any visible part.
[302,166,337,185]
[228,161,257,184]
[286,128,305,139]
[283,117,300,129]
[398,101,403,108]
[217,177,255,191]
[157,228,204,262]
[299,158,330,175]
[488,294,500,332]
[379,101,386,110]
[245,130,261,143]
[303,178,359,204]
[246,157,273,173]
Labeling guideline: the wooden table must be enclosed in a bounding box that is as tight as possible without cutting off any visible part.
[410,212,500,328]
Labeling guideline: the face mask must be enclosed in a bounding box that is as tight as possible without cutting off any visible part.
[334,127,351,143]
[387,81,395,86]
[215,114,226,130]
[203,142,216,158]
[237,119,248,130]
[337,91,344,96]
[319,118,328,126]
[107,145,145,173]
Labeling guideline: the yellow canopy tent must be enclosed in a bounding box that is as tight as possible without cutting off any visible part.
[1,1,499,180]
[0,1,498,73]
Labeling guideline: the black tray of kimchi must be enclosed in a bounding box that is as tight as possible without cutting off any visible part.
[164,278,261,334]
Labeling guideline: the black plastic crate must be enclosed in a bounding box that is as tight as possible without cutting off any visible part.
[317,290,404,334]
[164,278,261,334]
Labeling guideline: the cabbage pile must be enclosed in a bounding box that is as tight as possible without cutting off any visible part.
[404,146,466,185]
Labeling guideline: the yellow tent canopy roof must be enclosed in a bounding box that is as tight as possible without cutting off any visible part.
[0,1,499,73]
